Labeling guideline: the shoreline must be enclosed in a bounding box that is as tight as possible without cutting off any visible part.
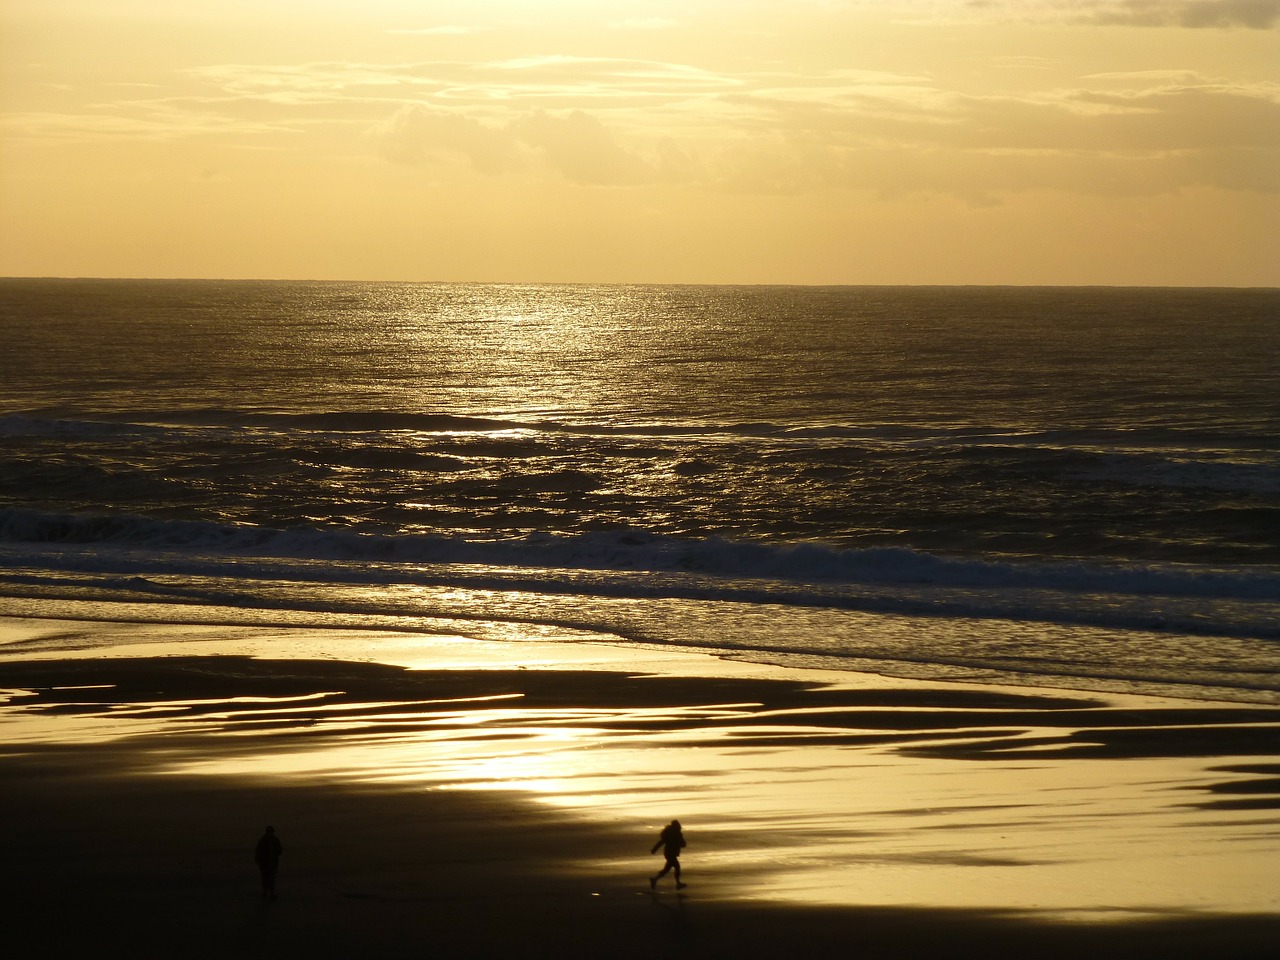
[3,615,1279,956]
[4,595,1278,709]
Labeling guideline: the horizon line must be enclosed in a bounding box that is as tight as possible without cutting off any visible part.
[4,275,1278,292]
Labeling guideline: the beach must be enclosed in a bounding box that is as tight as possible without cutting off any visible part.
[5,0,1280,949]
[3,616,1278,958]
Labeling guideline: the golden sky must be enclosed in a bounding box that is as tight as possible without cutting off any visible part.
[2,0,1278,284]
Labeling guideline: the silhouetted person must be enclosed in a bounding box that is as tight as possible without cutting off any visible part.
[649,819,687,890]
[255,825,283,901]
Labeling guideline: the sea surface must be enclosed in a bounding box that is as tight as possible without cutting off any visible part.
[2,279,1278,702]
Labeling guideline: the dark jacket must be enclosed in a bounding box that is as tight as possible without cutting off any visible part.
[653,823,685,859]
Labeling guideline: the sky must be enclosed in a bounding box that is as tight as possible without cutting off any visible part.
[2,0,1278,285]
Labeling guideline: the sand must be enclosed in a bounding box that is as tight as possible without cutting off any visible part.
[2,616,1279,958]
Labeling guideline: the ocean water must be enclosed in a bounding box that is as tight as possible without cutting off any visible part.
[2,279,1278,702]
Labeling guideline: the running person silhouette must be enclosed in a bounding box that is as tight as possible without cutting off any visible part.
[649,819,687,890]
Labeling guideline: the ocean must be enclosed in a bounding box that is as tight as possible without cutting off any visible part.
[2,278,1278,703]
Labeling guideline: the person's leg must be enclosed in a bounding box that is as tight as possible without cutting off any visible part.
[650,857,674,889]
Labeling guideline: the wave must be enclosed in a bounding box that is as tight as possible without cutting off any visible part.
[9,410,1277,480]
[0,412,175,440]
[10,408,1278,467]
[3,506,1277,605]
[1081,453,1280,495]
[7,562,1278,646]
[3,408,526,436]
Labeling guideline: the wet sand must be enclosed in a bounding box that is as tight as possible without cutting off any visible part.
[2,617,1279,958]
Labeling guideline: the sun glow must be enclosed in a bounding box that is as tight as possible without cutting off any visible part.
[3,1,1277,284]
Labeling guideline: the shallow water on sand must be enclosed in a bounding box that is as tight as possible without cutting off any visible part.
[4,619,1276,917]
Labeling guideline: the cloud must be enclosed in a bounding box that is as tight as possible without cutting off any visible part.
[387,26,474,36]
[515,110,654,184]
[372,75,1280,199]
[1082,0,1280,27]
[190,62,437,105]
[483,55,740,102]
[960,0,1280,28]
[948,83,1280,153]
[280,55,1280,199]
[187,57,739,113]
[375,104,658,186]
[0,108,298,141]
[24,48,1275,202]
[609,18,679,30]
[374,105,516,174]
[756,75,1280,197]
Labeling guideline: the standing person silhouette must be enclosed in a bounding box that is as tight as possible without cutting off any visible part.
[255,825,283,901]
[649,819,687,890]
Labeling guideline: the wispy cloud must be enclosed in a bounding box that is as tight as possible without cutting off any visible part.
[1077,0,1280,28]
[368,67,1280,200]
[744,73,1280,198]
[13,51,1276,200]
[186,57,740,110]
[1,108,298,141]
[387,26,474,36]
[374,105,516,174]
[373,105,662,186]
[609,18,679,30]
[958,0,1280,28]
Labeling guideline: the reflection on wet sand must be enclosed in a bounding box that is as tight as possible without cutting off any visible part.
[3,641,1278,919]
